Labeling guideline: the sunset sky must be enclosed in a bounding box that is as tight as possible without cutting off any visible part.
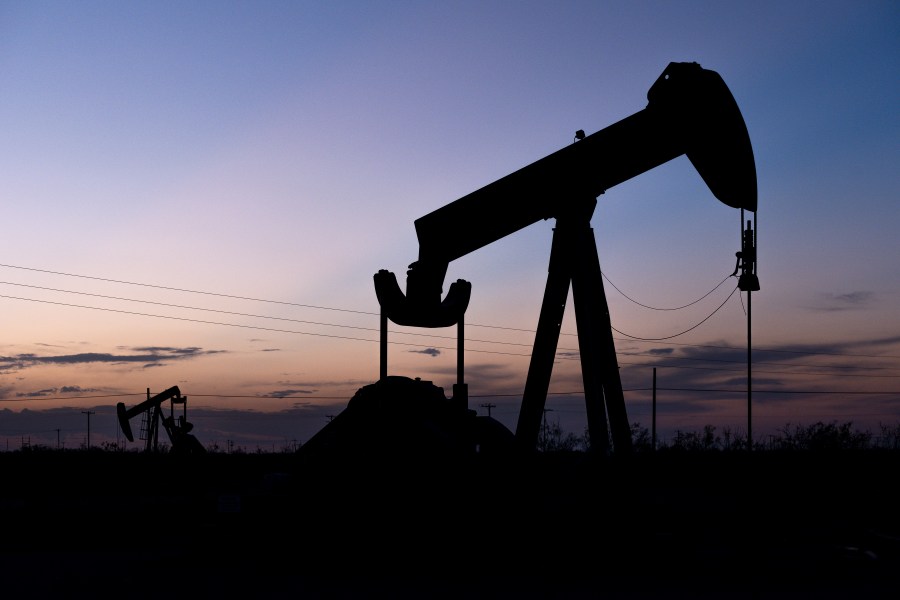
[1,1,897,451]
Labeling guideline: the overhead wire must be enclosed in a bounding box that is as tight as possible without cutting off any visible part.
[0,280,536,349]
[611,285,740,341]
[0,260,745,348]
[0,261,735,344]
[0,263,744,354]
[2,289,892,391]
[602,270,735,311]
[1,262,898,373]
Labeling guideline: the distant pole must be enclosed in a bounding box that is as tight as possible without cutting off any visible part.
[652,368,657,451]
[56,428,61,450]
[480,403,496,418]
[82,410,95,449]
[541,408,554,450]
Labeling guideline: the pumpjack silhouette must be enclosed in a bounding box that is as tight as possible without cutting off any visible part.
[304,61,757,459]
[117,386,206,454]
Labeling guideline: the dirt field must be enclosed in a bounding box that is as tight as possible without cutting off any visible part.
[2,449,899,598]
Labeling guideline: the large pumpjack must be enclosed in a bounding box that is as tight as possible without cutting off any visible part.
[303,62,756,459]
[117,386,206,454]
[374,62,757,455]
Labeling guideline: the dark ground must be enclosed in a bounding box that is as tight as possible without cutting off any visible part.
[1,449,899,598]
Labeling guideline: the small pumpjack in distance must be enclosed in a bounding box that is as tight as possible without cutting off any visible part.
[117,386,207,454]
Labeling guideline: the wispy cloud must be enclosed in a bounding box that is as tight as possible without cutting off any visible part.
[60,385,95,393]
[3,384,118,401]
[810,291,874,311]
[409,348,441,357]
[15,388,57,398]
[0,346,225,371]
[263,389,315,398]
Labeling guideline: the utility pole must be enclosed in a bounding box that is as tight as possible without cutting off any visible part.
[736,214,759,452]
[82,410,95,449]
[55,428,61,450]
[540,408,554,451]
[480,403,496,418]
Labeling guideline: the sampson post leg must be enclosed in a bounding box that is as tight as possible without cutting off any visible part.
[571,223,632,454]
[515,224,573,450]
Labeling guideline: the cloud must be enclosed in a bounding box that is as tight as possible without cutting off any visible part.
[810,291,874,311]
[4,384,112,401]
[409,348,441,357]
[132,346,226,357]
[264,389,315,398]
[60,385,99,393]
[0,346,225,371]
[16,388,57,398]
[647,347,675,356]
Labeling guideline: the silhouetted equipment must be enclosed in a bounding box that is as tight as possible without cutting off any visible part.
[735,218,760,292]
[116,386,206,454]
[373,61,756,455]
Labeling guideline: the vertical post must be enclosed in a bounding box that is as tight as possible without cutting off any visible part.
[737,215,758,452]
[747,289,752,451]
[652,368,657,452]
[453,316,468,408]
[380,309,388,381]
[457,316,464,387]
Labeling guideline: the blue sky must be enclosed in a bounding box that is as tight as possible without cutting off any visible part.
[0,1,898,450]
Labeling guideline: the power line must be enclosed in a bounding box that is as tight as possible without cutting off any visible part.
[1,264,746,352]
[617,349,898,372]
[3,262,899,363]
[630,388,900,396]
[5,282,898,375]
[0,280,545,349]
[610,285,740,341]
[603,269,735,311]
[0,263,373,315]
[1,290,895,382]
[616,360,900,379]
[0,261,742,347]
[1,293,897,381]
[618,336,900,361]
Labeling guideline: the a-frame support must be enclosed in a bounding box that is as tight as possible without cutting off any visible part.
[515,199,632,454]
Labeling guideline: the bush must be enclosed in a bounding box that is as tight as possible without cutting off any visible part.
[770,421,872,451]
